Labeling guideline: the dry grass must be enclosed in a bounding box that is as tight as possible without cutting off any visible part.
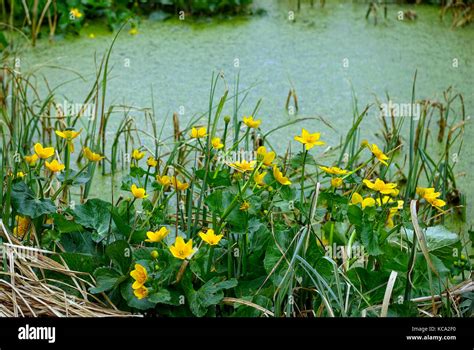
[0,220,137,317]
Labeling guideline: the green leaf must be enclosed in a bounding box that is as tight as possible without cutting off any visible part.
[404,226,459,251]
[51,213,84,233]
[105,240,132,274]
[148,289,172,304]
[73,198,112,242]
[186,276,238,317]
[57,170,90,185]
[54,252,104,275]
[196,168,231,187]
[11,182,56,219]
[89,267,125,294]
[347,204,362,227]
[205,190,233,215]
[361,225,382,256]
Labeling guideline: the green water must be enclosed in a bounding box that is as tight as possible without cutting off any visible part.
[22,1,473,223]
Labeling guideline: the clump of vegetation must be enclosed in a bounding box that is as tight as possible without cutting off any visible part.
[0,34,471,317]
[0,0,253,45]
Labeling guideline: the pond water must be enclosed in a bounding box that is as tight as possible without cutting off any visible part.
[22,0,473,223]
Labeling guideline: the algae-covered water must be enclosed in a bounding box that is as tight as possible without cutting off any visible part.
[22,1,473,222]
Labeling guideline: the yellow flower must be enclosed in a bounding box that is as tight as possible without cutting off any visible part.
[294,129,325,150]
[156,175,172,187]
[34,143,55,159]
[191,127,207,139]
[132,149,145,160]
[386,207,399,228]
[169,236,194,260]
[242,116,261,129]
[129,28,138,35]
[13,215,30,239]
[331,177,343,188]
[199,229,223,246]
[88,33,96,39]
[83,147,104,162]
[211,137,224,149]
[55,129,81,153]
[351,192,375,209]
[16,171,25,178]
[45,160,65,173]
[319,166,348,175]
[130,264,148,289]
[254,171,267,186]
[229,159,256,172]
[69,8,82,19]
[239,201,250,211]
[376,196,394,206]
[257,146,276,167]
[369,144,389,166]
[147,156,158,167]
[24,154,38,166]
[133,286,148,300]
[131,184,147,199]
[171,176,189,191]
[416,187,446,208]
[145,227,169,243]
[363,178,398,195]
[273,166,291,186]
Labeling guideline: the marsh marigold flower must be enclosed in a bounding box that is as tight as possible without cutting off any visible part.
[351,192,375,209]
[239,201,250,211]
[134,286,148,299]
[45,160,65,173]
[254,171,267,187]
[131,184,147,199]
[70,8,82,19]
[416,187,446,208]
[16,171,25,178]
[24,154,38,166]
[331,177,343,188]
[294,129,325,150]
[368,144,389,166]
[386,207,399,228]
[169,236,194,260]
[211,137,224,149]
[199,229,223,246]
[257,146,276,167]
[145,227,169,243]
[34,143,55,159]
[191,127,207,139]
[147,156,158,167]
[129,28,138,36]
[319,166,348,176]
[171,176,189,191]
[130,264,147,289]
[83,147,104,162]
[156,175,172,187]
[242,116,261,129]
[363,178,398,195]
[273,165,291,185]
[230,159,256,173]
[13,215,30,239]
[132,149,145,161]
[55,129,81,153]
